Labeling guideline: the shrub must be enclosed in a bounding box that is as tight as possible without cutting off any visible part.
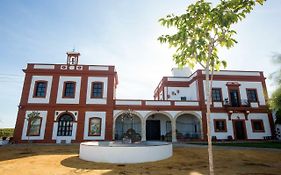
[0,128,14,138]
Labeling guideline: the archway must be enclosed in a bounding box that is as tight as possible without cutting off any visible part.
[114,113,142,141]
[176,114,202,140]
[145,113,172,141]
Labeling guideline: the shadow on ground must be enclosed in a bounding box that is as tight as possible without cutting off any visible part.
[60,155,206,175]
[0,144,79,162]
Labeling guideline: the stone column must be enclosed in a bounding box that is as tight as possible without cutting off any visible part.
[141,118,146,141]
[112,118,116,140]
[172,119,177,142]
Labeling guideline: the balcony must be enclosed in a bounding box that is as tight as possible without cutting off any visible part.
[223,98,260,108]
[114,99,200,107]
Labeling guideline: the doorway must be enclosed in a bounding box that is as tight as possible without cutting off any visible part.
[57,114,74,136]
[146,120,160,140]
[229,89,240,107]
[233,120,247,140]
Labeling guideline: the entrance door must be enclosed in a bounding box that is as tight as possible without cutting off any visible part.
[146,120,160,140]
[57,114,73,136]
[233,120,246,140]
[230,89,240,107]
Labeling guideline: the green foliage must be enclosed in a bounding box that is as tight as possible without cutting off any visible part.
[158,0,264,70]
[0,128,14,138]
[270,87,281,111]
[269,53,281,124]
[270,86,281,124]
[158,2,265,174]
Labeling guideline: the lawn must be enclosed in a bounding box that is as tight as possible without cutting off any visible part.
[0,144,280,175]
[188,141,281,149]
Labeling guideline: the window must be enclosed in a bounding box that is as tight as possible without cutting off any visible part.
[57,114,74,136]
[88,117,102,136]
[180,96,187,101]
[34,81,47,97]
[214,119,227,132]
[91,82,103,98]
[63,82,76,98]
[247,89,258,102]
[166,121,172,133]
[212,88,222,102]
[27,117,42,136]
[251,119,264,132]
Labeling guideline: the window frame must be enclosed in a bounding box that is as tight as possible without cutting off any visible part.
[251,119,265,132]
[212,88,223,102]
[214,119,227,132]
[246,88,259,103]
[180,96,187,101]
[26,117,42,136]
[91,82,104,99]
[88,117,102,136]
[33,80,48,98]
[62,81,76,98]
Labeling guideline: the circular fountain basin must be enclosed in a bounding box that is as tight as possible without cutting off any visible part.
[79,141,172,163]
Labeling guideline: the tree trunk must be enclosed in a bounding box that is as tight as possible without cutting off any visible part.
[205,53,214,174]
[205,66,214,175]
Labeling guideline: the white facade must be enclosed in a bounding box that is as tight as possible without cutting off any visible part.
[203,80,266,106]
[28,76,53,104]
[210,112,271,140]
[246,113,271,139]
[52,111,78,143]
[83,111,106,140]
[21,110,47,140]
[86,77,108,104]
[171,67,192,77]
[165,81,198,101]
[56,76,81,104]
[17,57,274,143]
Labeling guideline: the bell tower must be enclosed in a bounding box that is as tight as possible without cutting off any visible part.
[66,51,80,65]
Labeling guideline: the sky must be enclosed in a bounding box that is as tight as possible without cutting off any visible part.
[0,0,280,128]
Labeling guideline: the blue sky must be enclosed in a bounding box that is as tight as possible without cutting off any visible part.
[0,0,280,128]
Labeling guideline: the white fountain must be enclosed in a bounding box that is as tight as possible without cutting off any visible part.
[79,109,173,164]
[79,141,172,163]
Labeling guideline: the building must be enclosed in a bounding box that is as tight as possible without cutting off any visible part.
[13,52,275,143]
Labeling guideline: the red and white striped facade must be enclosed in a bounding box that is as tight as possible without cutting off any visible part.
[13,52,275,143]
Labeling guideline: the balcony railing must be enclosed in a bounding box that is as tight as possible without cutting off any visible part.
[223,98,250,107]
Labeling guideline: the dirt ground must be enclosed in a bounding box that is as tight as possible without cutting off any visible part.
[0,144,280,175]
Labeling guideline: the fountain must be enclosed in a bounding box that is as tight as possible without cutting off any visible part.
[79,109,173,164]
[79,141,172,163]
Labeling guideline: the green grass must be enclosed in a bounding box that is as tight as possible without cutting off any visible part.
[0,128,14,138]
[189,141,281,149]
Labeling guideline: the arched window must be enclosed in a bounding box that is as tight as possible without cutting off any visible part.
[57,114,74,136]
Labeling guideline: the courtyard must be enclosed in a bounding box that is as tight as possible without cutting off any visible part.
[0,144,280,175]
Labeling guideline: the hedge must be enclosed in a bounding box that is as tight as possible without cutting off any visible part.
[0,128,14,138]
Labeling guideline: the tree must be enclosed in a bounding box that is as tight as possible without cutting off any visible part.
[270,87,281,124]
[25,111,40,153]
[158,0,264,174]
[270,53,281,124]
